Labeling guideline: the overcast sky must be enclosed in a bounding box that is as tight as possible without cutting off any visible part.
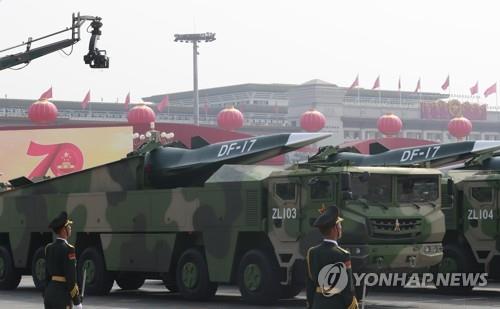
[1,0,499,105]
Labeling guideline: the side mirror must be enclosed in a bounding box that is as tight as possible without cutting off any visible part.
[447,178,454,197]
[340,172,351,192]
[342,191,353,200]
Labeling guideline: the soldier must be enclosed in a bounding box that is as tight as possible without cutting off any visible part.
[306,206,358,309]
[43,211,83,309]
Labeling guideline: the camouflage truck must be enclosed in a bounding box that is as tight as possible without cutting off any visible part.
[436,169,500,289]
[0,137,445,305]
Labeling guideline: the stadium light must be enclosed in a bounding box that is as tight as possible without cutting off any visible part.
[174,32,216,125]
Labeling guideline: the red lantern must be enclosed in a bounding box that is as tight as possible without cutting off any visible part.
[28,99,58,123]
[377,113,403,136]
[217,107,244,131]
[127,104,156,125]
[300,109,326,132]
[448,116,472,139]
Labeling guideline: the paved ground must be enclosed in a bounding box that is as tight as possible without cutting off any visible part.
[1,277,500,308]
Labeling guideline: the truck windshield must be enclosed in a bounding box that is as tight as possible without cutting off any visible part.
[397,176,439,203]
[351,173,392,203]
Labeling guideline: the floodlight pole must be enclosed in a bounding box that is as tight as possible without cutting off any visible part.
[174,33,216,126]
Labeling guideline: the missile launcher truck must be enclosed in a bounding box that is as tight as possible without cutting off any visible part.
[0,132,445,305]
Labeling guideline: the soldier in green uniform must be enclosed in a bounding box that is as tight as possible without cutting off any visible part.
[306,206,358,309]
[43,211,83,309]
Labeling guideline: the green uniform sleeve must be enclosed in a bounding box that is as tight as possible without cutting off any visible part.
[40,244,50,295]
[305,248,315,309]
[64,245,81,306]
[341,252,358,309]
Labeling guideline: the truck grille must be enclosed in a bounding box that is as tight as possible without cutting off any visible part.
[368,218,421,239]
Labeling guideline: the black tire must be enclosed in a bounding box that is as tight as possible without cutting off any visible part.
[434,244,476,293]
[176,248,217,301]
[115,272,145,290]
[0,246,21,290]
[77,247,114,295]
[237,249,280,305]
[162,273,178,292]
[31,247,47,291]
[280,284,303,299]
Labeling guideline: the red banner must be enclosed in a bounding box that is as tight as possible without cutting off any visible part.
[420,100,487,120]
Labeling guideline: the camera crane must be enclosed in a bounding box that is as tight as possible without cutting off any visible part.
[0,12,109,71]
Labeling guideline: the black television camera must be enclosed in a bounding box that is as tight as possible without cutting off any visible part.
[83,19,109,68]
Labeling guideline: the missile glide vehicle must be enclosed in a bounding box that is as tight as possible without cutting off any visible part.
[1,133,489,304]
[143,132,330,188]
[310,140,500,168]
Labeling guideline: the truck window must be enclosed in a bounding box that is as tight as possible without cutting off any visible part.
[310,179,333,200]
[351,173,391,203]
[274,183,296,201]
[397,176,439,203]
[471,187,493,203]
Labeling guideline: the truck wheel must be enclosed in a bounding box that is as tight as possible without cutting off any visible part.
[237,249,280,305]
[434,244,474,293]
[280,284,303,299]
[115,272,145,290]
[31,247,47,291]
[0,246,21,290]
[78,247,114,295]
[162,273,178,292]
[176,248,218,300]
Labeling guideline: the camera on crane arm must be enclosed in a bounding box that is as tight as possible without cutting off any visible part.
[83,17,109,68]
[0,12,109,71]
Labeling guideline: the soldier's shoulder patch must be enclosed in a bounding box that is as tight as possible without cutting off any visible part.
[310,244,321,252]
[337,246,350,255]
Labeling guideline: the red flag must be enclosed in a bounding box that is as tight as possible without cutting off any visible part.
[441,75,450,91]
[398,77,401,91]
[349,74,359,89]
[484,83,496,98]
[470,81,479,95]
[124,92,130,110]
[81,90,91,109]
[372,75,380,90]
[157,95,169,112]
[39,87,53,100]
[414,78,421,93]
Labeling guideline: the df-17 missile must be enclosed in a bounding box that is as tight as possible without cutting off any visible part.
[144,132,330,188]
[308,140,500,168]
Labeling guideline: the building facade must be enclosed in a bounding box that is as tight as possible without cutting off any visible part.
[1,80,499,145]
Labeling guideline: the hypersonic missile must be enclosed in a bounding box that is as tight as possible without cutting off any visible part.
[145,132,331,188]
[309,140,500,168]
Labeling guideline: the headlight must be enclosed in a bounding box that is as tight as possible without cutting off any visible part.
[421,244,443,256]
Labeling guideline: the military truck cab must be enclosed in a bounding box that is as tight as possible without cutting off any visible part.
[438,170,500,287]
[266,165,444,289]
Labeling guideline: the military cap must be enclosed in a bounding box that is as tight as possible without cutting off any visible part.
[48,211,73,231]
[313,205,343,227]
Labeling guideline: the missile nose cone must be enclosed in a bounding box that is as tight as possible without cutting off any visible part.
[285,133,331,148]
[472,140,500,153]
